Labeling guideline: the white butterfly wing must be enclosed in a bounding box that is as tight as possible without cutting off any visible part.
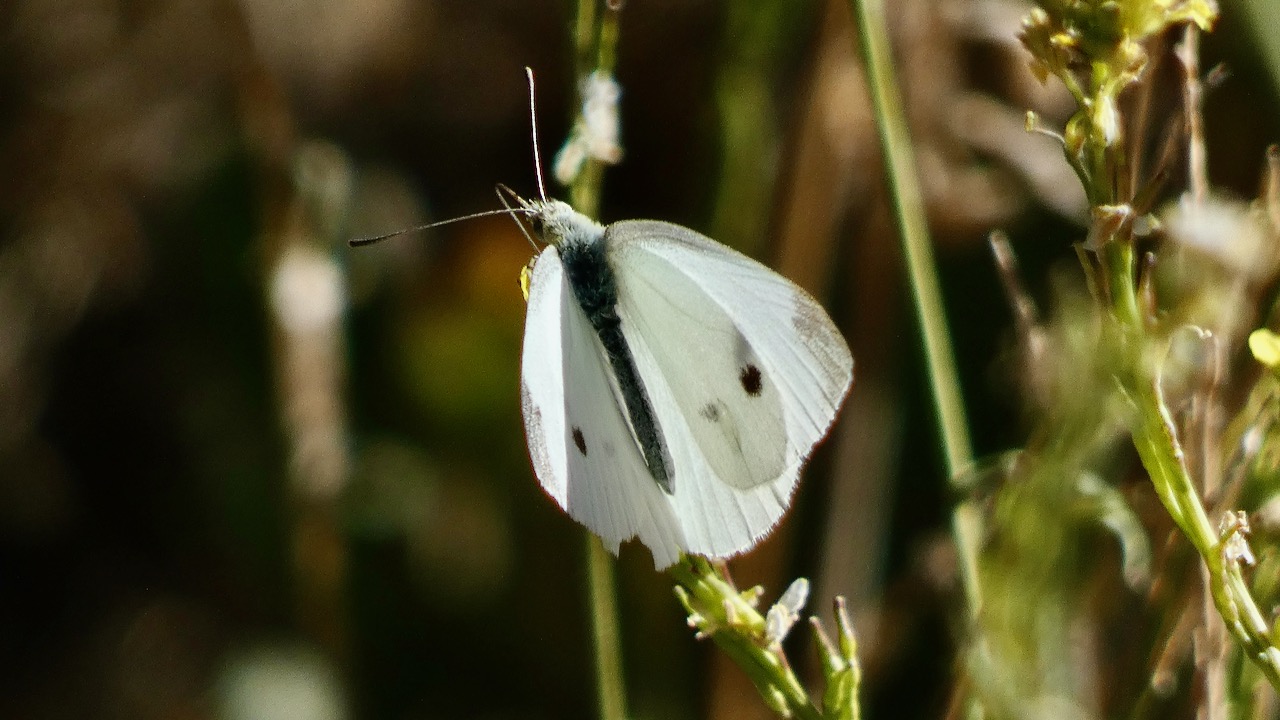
[607,220,854,557]
[520,247,686,568]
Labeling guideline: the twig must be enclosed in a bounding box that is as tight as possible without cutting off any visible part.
[1177,24,1210,204]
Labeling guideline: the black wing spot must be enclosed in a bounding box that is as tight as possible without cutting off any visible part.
[700,403,721,421]
[572,427,588,456]
[739,364,763,396]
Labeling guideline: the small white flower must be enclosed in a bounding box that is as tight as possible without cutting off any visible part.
[1093,95,1121,145]
[271,246,344,334]
[579,72,623,161]
[1220,510,1257,566]
[1084,204,1133,249]
[554,71,624,184]
[764,578,810,646]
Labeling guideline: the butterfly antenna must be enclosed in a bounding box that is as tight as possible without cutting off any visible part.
[495,184,540,252]
[347,208,519,247]
[525,66,549,202]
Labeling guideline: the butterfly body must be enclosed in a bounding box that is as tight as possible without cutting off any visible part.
[520,199,853,569]
[555,210,674,491]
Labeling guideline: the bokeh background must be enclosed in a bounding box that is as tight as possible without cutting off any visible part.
[3,0,1279,718]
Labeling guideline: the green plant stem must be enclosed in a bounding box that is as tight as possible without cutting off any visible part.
[586,536,628,720]
[670,558,826,720]
[571,0,598,83]
[568,1,620,217]
[1081,27,1280,684]
[849,0,984,617]
[567,3,628,718]
[1102,240,1280,688]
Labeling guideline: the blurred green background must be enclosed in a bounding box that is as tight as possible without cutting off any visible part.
[2,0,1278,719]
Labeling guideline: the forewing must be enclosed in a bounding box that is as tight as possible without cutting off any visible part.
[519,248,685,567]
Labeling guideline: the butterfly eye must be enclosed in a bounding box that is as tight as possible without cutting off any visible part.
[529,215,546,237]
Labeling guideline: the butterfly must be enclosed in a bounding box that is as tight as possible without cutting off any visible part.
[350,69,854,570]
[518,195,853,569]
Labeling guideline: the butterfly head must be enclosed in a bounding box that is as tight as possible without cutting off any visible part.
[520,198,605,249]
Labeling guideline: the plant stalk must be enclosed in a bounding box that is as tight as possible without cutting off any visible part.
[849,0,983,618]
[567,2,628,718]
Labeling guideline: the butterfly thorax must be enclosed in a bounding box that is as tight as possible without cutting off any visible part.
[525,199,604,248]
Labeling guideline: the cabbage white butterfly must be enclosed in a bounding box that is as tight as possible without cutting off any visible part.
[518,196,854,569]
[353,70,853,570]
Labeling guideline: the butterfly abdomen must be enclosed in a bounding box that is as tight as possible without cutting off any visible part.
[557,239,675,493]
